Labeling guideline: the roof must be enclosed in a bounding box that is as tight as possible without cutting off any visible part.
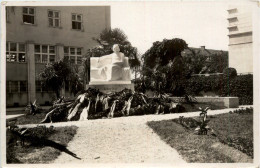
[181,47,228,57]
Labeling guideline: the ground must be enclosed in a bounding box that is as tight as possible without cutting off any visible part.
[148,109,253,162]
[12,106,251,163]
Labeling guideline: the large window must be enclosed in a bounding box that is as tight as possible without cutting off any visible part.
[35,45,56,63]
[48,10,60,27]
[36,81,53,92]
[72,13,83,30]
[23,7,35,24]
[64,47,82,64]
[6,81,27,93]
[6,42,26,62]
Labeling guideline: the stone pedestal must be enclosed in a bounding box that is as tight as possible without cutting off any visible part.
[87,81,134,93]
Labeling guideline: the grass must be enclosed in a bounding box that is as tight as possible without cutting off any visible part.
[147,109,253,163]
[6,126,78,164]
[14,111,48,125]
[207,111,253,157]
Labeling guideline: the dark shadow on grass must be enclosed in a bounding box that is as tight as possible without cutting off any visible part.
[26,136,81,160]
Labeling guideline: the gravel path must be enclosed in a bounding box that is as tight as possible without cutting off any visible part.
[53,119,186,163]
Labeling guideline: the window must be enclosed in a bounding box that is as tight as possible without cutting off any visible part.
[36,81,53,92]
[34,45,56,63]
[64,46,82,64]
[6,81,27,93]
[48,10,60,27]
[23,7,35,24]
[6,42,26,62]
[20,81,27,92]
[72,13,82,30]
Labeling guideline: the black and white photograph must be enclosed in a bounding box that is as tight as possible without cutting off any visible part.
[1,0,259,167]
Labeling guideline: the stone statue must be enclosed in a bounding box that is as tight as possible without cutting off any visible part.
[90,44,131,82]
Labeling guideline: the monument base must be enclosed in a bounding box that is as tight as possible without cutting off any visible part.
[87,81,134,93]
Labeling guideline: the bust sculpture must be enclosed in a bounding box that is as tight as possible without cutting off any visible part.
[90,44,131,82]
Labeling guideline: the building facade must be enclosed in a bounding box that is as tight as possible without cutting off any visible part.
[6,6,111,107]
[227,6,253,73]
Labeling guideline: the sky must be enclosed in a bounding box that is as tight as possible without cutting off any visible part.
[110,1,230,54]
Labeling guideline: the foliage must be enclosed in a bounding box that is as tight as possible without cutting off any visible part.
[223,67,237,79]
[39,60,83,98]
[195,107,213,135]
[206,52,228,73]
[183,48,208,74]
[85,28,140,67]
[25,100,43,115]
[142,38,188,68]
[141,38,188,94]
[222,74,253,104]
[183,49,228,74]
[230,107,253,115]
[180,74,253,105]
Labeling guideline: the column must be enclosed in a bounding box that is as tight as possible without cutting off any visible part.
[56,44,65,96]
[27,42,36,103]
[56,43,64,61]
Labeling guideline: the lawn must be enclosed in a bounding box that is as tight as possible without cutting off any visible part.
[147,108,253,163]
[14,110,48,125]
[6,126,78,163]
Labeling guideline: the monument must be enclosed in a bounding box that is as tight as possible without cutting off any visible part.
[88,44,134,93]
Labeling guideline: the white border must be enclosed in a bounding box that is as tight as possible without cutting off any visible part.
[1,1,259,168]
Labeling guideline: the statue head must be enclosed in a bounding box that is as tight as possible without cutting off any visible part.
[112,44,120,52]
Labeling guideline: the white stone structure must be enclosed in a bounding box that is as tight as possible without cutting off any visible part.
[88,44,134,92]
[227,6,253,73]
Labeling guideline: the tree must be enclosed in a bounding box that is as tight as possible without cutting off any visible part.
[141,38,188,95]
[39,60,83,98]
[142,38,187,68]
[83,28,141,83]
[183,48,208,74]
[206,52,228,73]
[183,49,228,74]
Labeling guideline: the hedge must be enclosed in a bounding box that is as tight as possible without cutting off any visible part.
[182,74,253,105]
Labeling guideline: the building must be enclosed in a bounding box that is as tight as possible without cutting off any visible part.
[181,46,228,74]
[181,46,228,62]
[227,6,253,73]
[6,6,111,107]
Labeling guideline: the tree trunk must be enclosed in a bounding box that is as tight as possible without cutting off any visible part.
[56,90,60,99]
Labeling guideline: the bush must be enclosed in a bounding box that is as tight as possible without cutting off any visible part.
[223,67,237,79]
[180,74,253,105]
[222,75,253,105]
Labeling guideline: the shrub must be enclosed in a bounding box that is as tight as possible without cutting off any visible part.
[180,74,253,105]
[222,75,253,105]
[223,67,237,79]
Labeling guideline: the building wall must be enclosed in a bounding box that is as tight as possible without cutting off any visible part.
[6,63,28,81]
[6,6,110,54]
[229,43,253,73]
[6,6,111,107]
[227,6,253,73]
